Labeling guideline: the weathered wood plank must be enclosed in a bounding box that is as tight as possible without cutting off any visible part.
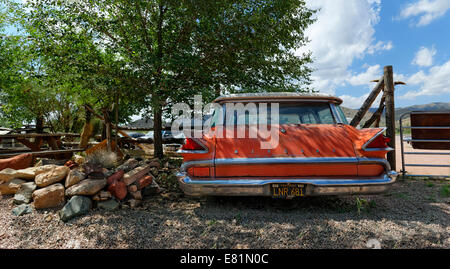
[384,65,396,171]
[0,133,78,139]
[350,76,385,127]
[0,149,84,159]
[362,92,386,128]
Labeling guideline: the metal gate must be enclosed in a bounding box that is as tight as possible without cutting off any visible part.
[399,111,450,178]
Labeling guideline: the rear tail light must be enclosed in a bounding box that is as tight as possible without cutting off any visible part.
[181,138,205,151]
[366,134,390,149]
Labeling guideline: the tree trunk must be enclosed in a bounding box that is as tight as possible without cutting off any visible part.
[101,123,107,141]
[36,115,44,133]
[103,109,112,152]
[115,94,119,153]
[79,109,93,149]
[152,3,165,159]
[153,104,164,158]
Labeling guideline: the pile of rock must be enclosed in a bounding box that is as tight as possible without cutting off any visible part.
[0,156,163,222]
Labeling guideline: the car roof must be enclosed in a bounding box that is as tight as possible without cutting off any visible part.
[213,92,343,105]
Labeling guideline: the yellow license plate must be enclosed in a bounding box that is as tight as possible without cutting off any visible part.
[271,183,305,198]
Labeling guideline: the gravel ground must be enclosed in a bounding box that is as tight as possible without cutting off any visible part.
[0,177,449,249]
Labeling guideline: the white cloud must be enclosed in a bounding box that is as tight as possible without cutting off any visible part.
[412,46,437,67]
[300,0,392,95]
[339,93,370,109]
[401,60,450,99]
[398,0,450,26]
[367,41,394,54]
[347,64,382,86]
[340,71,409,108]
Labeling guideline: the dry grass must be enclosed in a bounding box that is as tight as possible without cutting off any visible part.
[85,150,118,169]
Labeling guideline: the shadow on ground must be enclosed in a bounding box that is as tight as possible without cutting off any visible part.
[2,178,449,249]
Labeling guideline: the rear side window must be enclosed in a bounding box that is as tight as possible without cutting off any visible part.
[279,103,335,124]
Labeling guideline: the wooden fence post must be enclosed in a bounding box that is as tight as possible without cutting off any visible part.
[384,65,396,171]
[350,77,385,127]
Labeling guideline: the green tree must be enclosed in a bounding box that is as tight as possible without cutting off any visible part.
[3,0,146,142]
[1,3,77,132]
[23,0,316,157]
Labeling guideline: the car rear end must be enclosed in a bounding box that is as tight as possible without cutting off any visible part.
[176,93,397,198]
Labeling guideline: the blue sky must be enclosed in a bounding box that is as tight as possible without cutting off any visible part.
[302,0,450,108]
[3,0,450,109]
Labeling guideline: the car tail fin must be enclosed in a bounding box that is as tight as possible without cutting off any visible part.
[181,138,207,151]
[364,133,391,150]
[361,128,393,152]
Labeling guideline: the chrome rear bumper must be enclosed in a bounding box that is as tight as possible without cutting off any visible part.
[177,172,397,197]
[176,157,398,197]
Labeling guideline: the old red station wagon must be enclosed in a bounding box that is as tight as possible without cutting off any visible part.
[176,93,398,198]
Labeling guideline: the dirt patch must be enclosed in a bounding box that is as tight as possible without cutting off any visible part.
[0,177,448,249]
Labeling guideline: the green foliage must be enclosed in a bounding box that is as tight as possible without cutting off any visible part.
[355,197,376,214]
[2,0,316,156]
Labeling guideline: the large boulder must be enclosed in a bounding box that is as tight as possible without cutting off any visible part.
[32,183,65,209]
[35,166,70,188]
[0,178,26,195]
[22,165,59,178]
[59,196,92,222]
[13,182,37,205]
[0,168,35,184]
[65,169,86,188]
[65,179,107,196]
[0,153,33,171]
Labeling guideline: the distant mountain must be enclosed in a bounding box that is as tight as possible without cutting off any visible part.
[394,102,450,120]
[343,102,450,127]
[341,107,378,126]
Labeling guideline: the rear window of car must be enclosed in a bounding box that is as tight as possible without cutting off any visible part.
[226,102,336,125]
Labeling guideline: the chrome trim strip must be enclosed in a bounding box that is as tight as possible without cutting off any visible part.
[181,174,395,186]
[177,171,398,197]
[364,147,394,152]
[180,157,392,174]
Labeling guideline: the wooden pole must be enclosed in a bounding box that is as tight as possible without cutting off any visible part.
[362,92,386,128]
[384,65,396,171]
[350,77,384,127]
